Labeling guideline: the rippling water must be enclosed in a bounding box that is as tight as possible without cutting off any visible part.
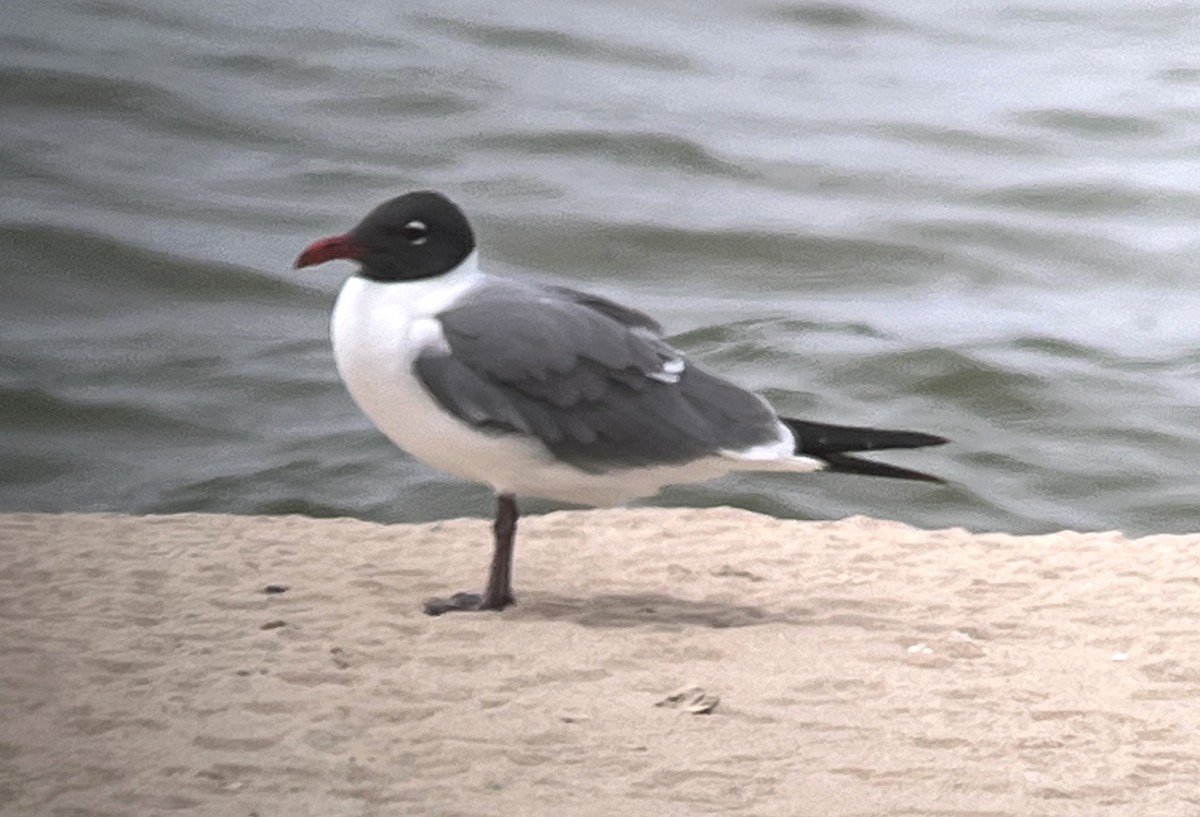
[2,0,1199,534]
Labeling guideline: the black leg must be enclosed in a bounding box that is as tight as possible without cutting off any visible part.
[423,494,519,616]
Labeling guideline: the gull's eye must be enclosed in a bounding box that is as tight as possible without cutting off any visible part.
[402,220,428,245]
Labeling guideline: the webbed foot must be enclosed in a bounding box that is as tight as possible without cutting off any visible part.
[423,591,515,616]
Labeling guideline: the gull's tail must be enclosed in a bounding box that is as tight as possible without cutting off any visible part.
[782,417,948,484]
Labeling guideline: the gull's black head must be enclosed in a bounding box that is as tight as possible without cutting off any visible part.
[295,190,476,282]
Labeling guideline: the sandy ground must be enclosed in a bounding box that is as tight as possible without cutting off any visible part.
[1,509,1199,817]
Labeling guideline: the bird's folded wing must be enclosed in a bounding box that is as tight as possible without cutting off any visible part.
[412,285,782,472]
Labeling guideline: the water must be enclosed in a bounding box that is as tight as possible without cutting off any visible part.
[2,0,1198,535]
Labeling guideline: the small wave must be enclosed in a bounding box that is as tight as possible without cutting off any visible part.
[975,181,1160,215]
[0,224,317,308]
[486,215,949,289]
[156,468,358,519]
[1005,335,1104,361]
[991,336,1195,376]
[1015,108,1166,139]
[311,90,479,118]
[420,17,693,72]
[673,317,886,349]
[873,122,1047,157]
[1158,67,1200,85]
[0,386,242,439]
[468,130,757,180]
[892,218,1150,281]
[833,346,1053,420]
[71,0,196,32]
[189,52,336,87]
[0,32,67,57]
[0,451,71,487]
[0,65,296,147]
[765,3,902,30]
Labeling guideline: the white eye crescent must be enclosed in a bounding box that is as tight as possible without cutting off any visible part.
[403,220,428,245]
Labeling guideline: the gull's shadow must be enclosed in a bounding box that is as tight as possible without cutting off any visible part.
[506,591,779,629]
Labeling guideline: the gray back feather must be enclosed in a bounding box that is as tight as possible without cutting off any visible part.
[413,281,780,472]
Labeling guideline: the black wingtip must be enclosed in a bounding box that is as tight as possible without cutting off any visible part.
[782,417,948,454]
[779,417,947,483]
[816,452,946,484]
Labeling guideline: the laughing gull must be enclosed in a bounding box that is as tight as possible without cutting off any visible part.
[296,191,946,615]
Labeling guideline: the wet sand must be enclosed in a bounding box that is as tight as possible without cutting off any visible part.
[1,509,1198,816]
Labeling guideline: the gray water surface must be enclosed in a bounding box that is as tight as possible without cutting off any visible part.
[3,0,1199,534]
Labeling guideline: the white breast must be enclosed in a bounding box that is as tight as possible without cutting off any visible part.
[330,255,523,485]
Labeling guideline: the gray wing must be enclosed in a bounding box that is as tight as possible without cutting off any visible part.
[413,282,782,473]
